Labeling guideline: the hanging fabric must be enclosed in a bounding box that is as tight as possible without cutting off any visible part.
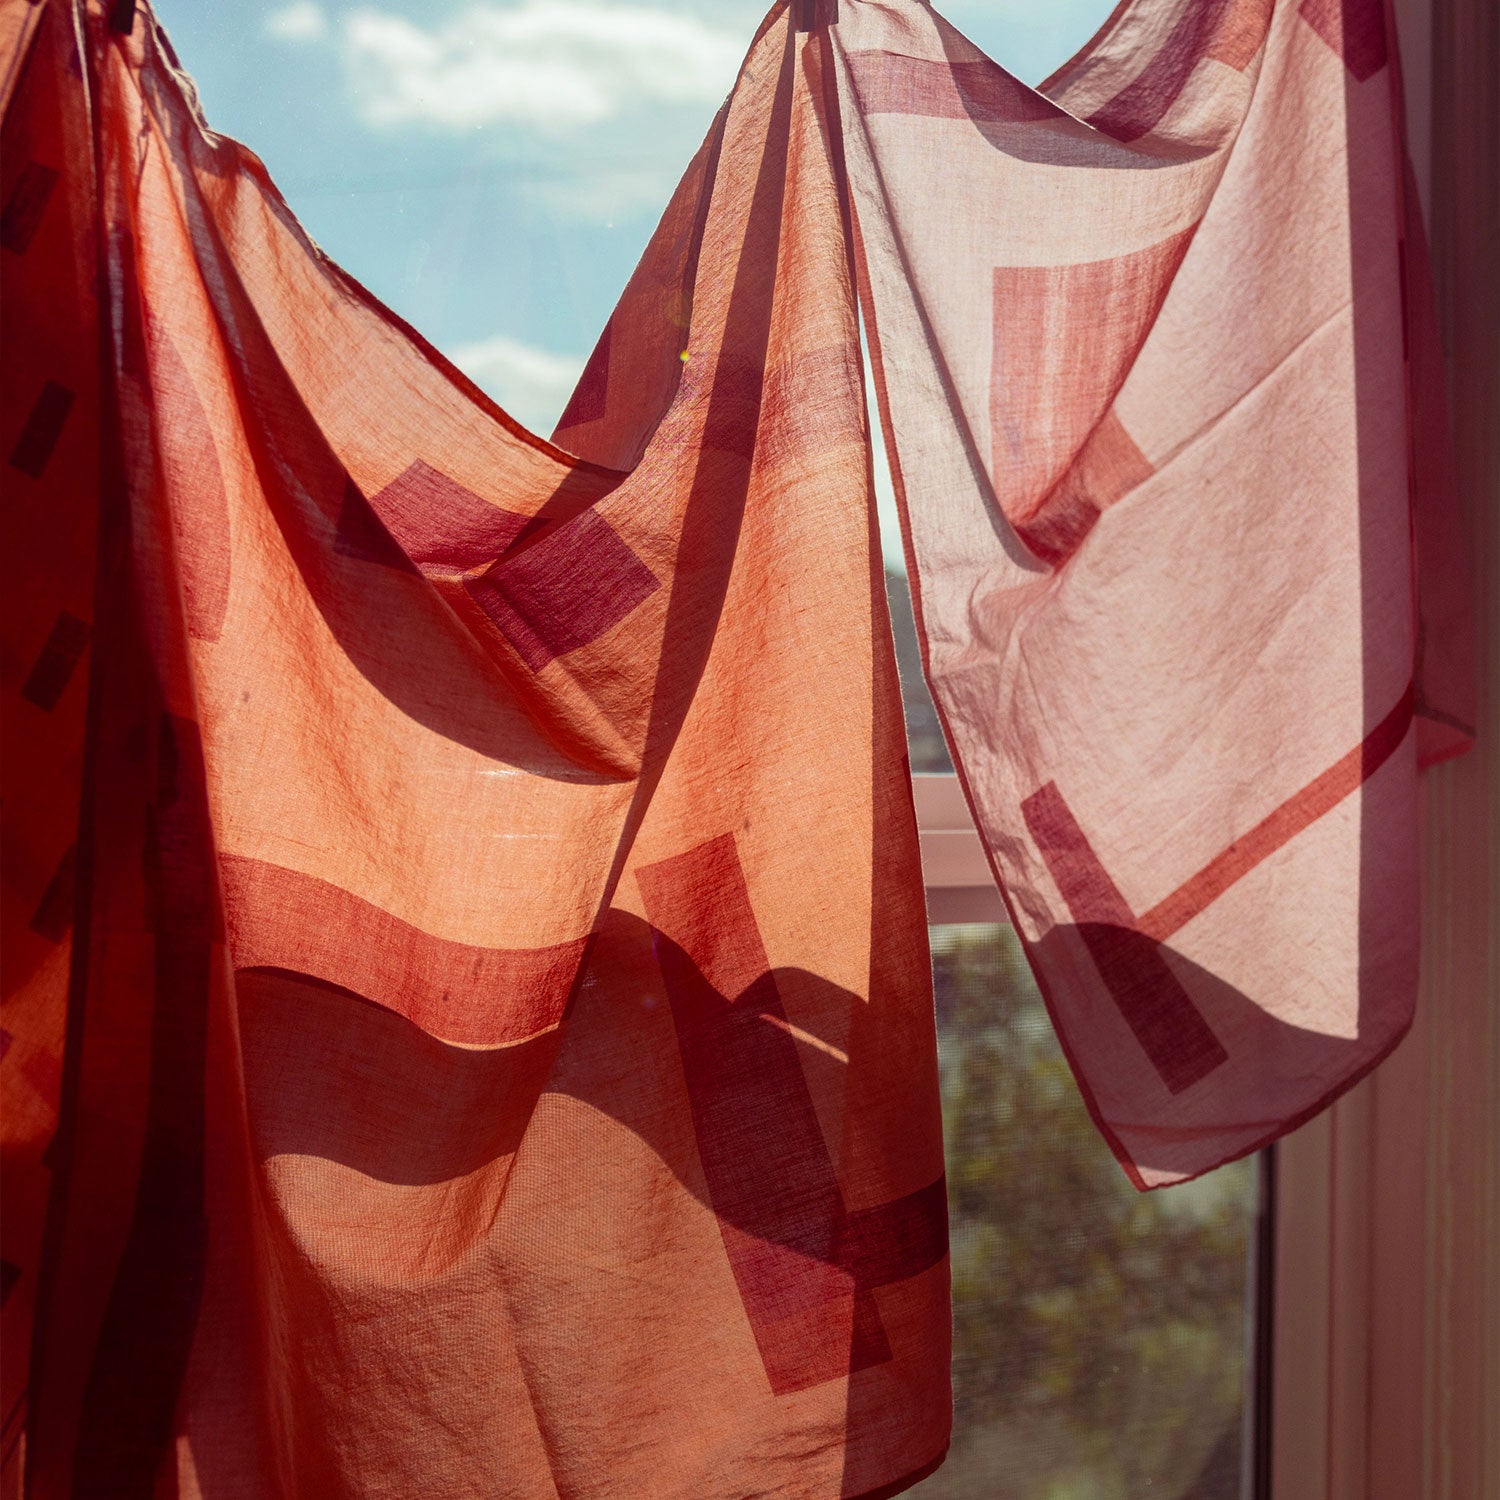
[0,0,1472,1492]
[829,0,1473,1187]
[1,3,948,1495]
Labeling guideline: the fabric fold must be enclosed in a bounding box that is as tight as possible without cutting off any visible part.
[830,0,1473,1186]
[0,0,1473,1491]
[2,3,947,1495]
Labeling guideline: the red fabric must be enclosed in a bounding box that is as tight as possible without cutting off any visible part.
[1,3,947,1494]
[0,0,1472,1489]
[833,0,1474,1187]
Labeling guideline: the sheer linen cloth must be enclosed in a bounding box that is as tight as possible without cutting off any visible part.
[831,0,1474,1187]
[0,0,1473,1492]
[2,3,949,1496]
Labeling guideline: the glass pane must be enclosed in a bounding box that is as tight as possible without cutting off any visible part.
[884,568,952,773]
[912,924,1257,1500]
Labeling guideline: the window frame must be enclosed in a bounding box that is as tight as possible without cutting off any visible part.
[916,769,1274,1498]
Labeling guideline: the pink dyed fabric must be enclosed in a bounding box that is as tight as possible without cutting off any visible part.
[831,0,1473,1186]
[0,0,1473,1492]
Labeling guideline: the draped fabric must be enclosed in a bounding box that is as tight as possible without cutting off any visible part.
[2,4,949,1495]
[0,0,1471,1494]
[832,0,1474,1187]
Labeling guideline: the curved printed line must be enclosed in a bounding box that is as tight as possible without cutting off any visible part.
[220,854,586,1048]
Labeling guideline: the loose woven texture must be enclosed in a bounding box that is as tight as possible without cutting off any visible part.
[0,0,1472,1493]
[2,2,947,1495]
[833,0,1473,1187]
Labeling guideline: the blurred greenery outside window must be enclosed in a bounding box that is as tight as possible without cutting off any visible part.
[886,588,1260,1500]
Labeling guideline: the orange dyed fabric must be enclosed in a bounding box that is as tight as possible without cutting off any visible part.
[2,3,947,1495]
[0,0,1472,1492]
[834,0,1474,1187]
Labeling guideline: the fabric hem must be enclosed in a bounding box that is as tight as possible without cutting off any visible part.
[848,1441,950,1500]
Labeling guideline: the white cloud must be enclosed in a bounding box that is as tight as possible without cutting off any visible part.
[265,1,329,42]
[523,161,686,222]
[339,1,746,132]
[447,333,584,434]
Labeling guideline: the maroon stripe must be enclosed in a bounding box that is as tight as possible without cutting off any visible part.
[20,609,90,710]
[1022,782,1228,1094]
[8,380,73,478]
[220,854,584,1048]
[845,50,1061,124]
[1139,684,1415,941]
[1,161,59,254]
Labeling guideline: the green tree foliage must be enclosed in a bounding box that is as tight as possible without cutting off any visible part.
[912,926,1255,1500]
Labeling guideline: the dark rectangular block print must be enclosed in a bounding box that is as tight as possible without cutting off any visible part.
[368,460,527,570]
[1022,781,1229,1094]
[21,608,91,710]
[1,161,60,254]
[466,507,659,672]
[638,832,946,1395]
[1299,0,1388,81]
[8,380,74,478]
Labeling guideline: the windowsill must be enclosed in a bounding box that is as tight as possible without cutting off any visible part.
[913,772,1007,922]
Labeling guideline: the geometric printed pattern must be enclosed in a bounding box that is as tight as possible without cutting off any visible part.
[1021,683,1417,1093]
[1299,0,1388,81]
[1021,783,1231,1095]
[638,833,947,1393]
[832,0,1471,1188]
[367,459,660,671]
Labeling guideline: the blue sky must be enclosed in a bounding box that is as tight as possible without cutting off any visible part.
[148,0,1115,551]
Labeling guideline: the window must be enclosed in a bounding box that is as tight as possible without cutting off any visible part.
[904,668,1263,1500]
[915,923,1257,1499]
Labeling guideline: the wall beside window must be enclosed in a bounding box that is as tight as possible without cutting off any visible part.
[1272,2,1499,1496]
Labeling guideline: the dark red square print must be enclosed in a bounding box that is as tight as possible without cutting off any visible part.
[465,508,659,671]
